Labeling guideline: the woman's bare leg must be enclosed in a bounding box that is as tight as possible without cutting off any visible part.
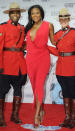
[39,103,45,123]
[34,94,41,128]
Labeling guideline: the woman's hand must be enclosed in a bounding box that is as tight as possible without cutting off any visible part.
[47,45,58,56]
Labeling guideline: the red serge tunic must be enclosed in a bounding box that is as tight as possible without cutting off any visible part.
[26,21,50,105]
[54,26,75,76]
[0,20,27,75]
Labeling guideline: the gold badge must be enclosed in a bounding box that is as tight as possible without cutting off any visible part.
[0,33,2,36]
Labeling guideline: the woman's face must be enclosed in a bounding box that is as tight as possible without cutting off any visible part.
[9,10,21,24]
[31,8,42,23]
[59,18,70,28]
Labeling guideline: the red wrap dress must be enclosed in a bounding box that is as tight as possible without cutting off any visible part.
[26,21,50,105]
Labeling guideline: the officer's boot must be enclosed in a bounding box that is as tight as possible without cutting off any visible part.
[59,98,71,127]
[68,99,75,129]
[11,96,22,124]
[0,99,7,127]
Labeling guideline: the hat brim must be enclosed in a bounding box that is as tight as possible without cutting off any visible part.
[54,15,75,21]
[3,8,26,14]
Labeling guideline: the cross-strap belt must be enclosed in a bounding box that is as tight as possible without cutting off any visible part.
[59,51,75,57]
[3,47,23,52]
[56,28,71,48]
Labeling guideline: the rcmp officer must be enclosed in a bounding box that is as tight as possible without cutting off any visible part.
[0,2,27,127]
[54,8,75,129]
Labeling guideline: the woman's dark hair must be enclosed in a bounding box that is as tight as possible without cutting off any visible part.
[25,5,44,35]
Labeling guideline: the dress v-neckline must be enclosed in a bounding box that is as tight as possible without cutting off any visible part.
[29,21,44,42]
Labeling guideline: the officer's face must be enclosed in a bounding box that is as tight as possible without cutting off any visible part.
[59,18,70,28]
[31,8,42,23]
[9,10,21,24]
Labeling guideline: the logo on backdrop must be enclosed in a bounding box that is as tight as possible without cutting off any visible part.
[64,3,75,8]
[50,83,63,104]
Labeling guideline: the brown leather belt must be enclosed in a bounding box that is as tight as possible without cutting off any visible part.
[59,51,75,57]
[3,47,23,52]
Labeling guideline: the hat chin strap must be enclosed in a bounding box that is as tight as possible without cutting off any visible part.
[61,22,69,29]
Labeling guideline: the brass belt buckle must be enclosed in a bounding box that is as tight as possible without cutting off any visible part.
[11,47,15,51]
[61,51,64,57]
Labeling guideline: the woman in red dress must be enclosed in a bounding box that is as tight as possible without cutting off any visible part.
[25,5,56,128]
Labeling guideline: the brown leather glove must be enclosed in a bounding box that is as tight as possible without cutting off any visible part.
[0,68,4,73]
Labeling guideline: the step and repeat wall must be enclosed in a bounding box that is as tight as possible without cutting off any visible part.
[0,0,75,104]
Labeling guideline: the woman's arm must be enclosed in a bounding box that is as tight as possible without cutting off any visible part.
[49,23,56,45]
[47,23,58,56]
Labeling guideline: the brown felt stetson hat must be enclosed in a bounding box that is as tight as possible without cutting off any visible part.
[3,2,26,14]
[59,8,71,19]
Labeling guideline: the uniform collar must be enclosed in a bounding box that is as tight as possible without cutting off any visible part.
[7,19,19,26]
[62,25,70,31]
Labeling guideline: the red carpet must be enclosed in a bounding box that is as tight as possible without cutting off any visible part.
[0,103,74,131]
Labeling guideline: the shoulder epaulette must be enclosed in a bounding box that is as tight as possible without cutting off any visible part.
[70,28,75,30]
[0,22,7,25]
[18,23,24,27]
[55,29,61,35]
